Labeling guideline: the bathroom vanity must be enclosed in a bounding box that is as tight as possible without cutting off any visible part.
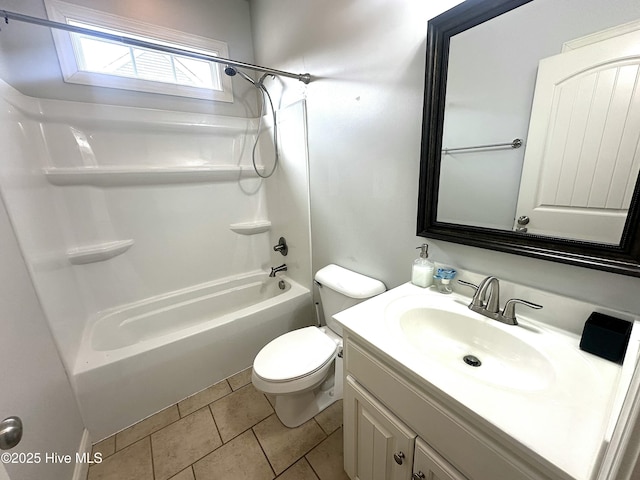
[334,281,640,480]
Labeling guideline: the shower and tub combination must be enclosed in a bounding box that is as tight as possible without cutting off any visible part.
[76,269,310,438]
[0,11,314,440]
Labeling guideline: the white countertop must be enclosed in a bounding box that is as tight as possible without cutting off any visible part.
[335,282,638,480]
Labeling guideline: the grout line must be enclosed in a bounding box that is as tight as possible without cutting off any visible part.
[251,425,277,478]
[312,417,329,441]
[277,457,318,480]
[148,435,156,480]
[207,403,224,447]
[304,455,322,480]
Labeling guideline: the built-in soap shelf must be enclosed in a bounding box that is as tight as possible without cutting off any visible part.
[229,220,271,235]
[67,239,134,265]
[43,165,265,187]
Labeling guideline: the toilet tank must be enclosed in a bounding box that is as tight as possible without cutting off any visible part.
[314,264,386,335]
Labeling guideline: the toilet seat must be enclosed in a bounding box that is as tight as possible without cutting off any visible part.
[253,326,337,384]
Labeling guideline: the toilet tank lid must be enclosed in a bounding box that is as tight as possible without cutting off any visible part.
[314,264,386,299]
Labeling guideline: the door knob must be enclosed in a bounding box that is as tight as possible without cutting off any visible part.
[0,416,23,450]
[412,472,426,480]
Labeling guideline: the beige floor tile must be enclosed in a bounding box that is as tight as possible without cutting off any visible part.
[209,384,273,442]
[228,367,253,391]
[253,414,327,475]
[87,437,153,480]
[193,429,274,480]
[276,458,319,480]
[306,428,349,480]
[115,405,180,451]
[92,435,115,459]
[314,399,343,435]
[168,467,195,480]
[152,407,222,480]
[178,380,231,417]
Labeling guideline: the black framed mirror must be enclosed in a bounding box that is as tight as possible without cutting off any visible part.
[417,0,640,277]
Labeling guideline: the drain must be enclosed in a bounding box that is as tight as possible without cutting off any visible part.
[463,355,482,367]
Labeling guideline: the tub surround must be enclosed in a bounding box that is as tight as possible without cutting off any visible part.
[335,279,639,480]
[0,77,313,442]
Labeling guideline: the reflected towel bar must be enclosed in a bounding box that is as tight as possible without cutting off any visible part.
[442,138,523,154]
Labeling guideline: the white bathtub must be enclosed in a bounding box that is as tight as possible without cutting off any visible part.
[72,271,311,440]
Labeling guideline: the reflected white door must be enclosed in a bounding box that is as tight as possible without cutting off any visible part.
[515,28,640,243]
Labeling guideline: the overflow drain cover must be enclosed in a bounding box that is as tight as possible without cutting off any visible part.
[463,355,481,367]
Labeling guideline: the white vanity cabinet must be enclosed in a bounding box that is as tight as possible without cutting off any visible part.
[344,374,468,480]
[413,438,468,480]
[342,333,566,480]
[344,376,416,480]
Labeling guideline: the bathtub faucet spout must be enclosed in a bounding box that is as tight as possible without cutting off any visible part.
[269,264,287,277]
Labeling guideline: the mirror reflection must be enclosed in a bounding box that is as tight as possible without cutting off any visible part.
[437,0,640,245]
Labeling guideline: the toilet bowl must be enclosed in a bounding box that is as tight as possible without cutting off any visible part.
[252,264,385,427]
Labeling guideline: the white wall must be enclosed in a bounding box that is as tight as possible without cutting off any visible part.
[0,0,259,117]
[249,0,640,316]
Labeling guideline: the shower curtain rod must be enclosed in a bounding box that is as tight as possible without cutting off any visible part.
[0,9,312,84]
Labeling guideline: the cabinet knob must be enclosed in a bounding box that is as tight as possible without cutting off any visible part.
[412,472,426,480]
[393,451,405,465]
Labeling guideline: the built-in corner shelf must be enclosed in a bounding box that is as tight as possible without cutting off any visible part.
[229,220,271,235]
[67,239,134,265]
[43,165,265,187]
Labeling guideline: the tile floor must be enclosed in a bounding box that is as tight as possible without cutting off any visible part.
[86,368,349,480]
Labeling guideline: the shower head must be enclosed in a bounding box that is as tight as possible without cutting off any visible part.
[224,65,257,86]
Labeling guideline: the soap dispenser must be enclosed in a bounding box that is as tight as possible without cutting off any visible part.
[411,243,434,288]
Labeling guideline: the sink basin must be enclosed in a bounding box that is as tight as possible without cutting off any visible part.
[385,295,556,391]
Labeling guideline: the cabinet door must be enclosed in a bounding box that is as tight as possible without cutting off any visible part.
[413,437,468,480]
[344,375,416,480]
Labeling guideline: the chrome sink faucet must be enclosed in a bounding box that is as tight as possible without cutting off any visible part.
[458,276,542,325]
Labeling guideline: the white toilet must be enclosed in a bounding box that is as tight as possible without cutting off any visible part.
[252,264,385,427]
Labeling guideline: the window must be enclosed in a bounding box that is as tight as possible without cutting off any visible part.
[44,0,233,102]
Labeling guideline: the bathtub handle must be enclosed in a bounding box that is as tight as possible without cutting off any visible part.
[273,237,288,256]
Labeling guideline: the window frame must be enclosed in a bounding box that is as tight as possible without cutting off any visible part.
[44,0,234,102]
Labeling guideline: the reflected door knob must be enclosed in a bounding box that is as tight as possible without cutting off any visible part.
[515,215,529,233]
[0,416,23,450]
[393,451,405,465]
